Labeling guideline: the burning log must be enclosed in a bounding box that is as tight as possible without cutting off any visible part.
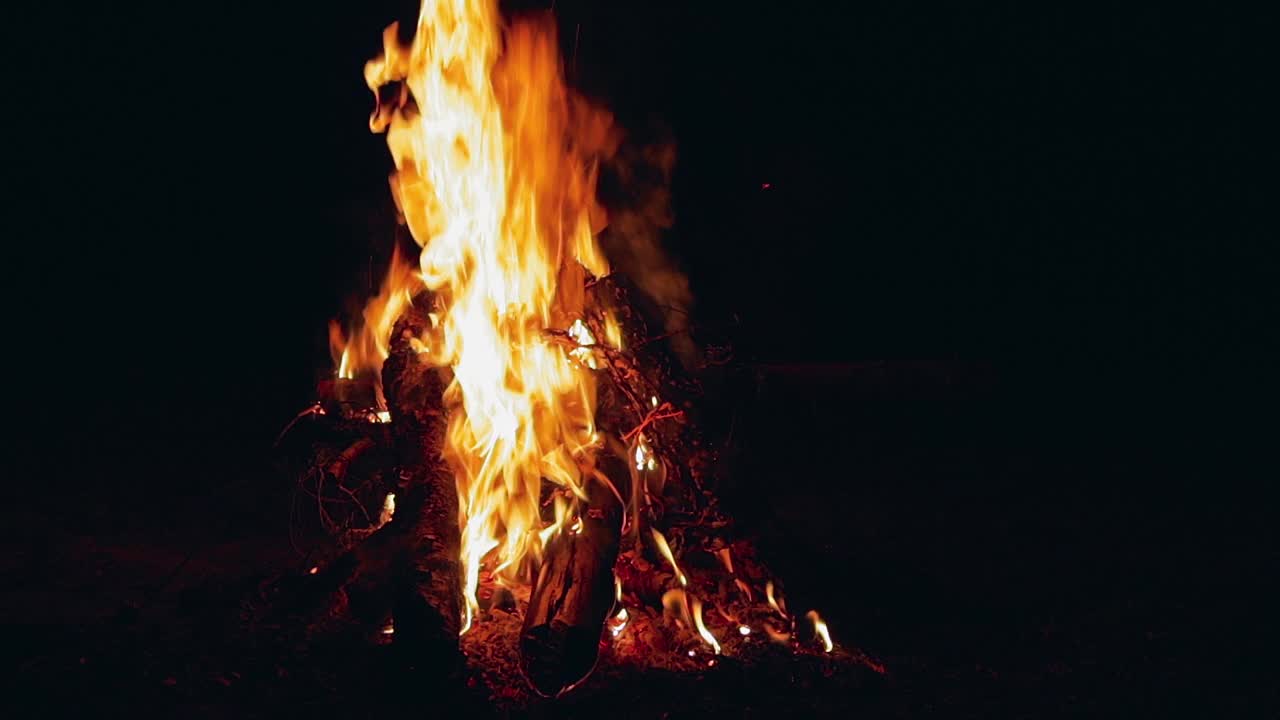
[380,303,464,662]
[281,299,463,665]
[519,453,628,697]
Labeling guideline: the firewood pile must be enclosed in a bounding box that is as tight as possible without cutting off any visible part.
[258,273,882,707]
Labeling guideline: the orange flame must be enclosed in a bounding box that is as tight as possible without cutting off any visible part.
[359,0,620,633]
[716,547,734,574]
[328,244,423,392]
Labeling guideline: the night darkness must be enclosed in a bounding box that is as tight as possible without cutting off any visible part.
[10,1,1273,716]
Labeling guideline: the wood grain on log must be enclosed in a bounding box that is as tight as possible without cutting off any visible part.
[381,302,465,659]
[519,453,628,697]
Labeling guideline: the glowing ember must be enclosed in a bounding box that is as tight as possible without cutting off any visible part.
[738,625,751,636]
[382,621,395,635]
[806,610,834,653]
[378,492,396,527]
[651,528,688,586]
[608,607,629,638]
[308,566,318,575]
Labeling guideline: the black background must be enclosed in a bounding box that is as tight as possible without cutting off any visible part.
[10,0,1274,714]
[20,2,1267,471]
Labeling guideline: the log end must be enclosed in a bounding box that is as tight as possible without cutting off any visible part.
[519,617,605,698]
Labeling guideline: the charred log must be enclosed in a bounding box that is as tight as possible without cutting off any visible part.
[519,453,628,697]
[278,298,463,663]
[381,302,464,661]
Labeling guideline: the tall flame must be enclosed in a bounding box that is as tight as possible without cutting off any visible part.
[358,0,619,632]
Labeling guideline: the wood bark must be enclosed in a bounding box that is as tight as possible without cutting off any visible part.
[380,302,464,664]
[519,452,628,697]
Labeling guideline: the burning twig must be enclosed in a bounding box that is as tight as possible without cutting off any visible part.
[622,402,684,442]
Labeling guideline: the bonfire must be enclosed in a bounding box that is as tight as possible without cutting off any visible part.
[267,0,877,704]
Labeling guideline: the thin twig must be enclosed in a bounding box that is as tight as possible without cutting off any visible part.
[274,402,324,448]
[336,483,374,526]
[622,402,684,442]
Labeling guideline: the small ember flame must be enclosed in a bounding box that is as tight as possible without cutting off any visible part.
[766,580,788,618]
[806,610,834,653]
[691,597,720,655]
[716,547,734,574]
[651,528,687,586]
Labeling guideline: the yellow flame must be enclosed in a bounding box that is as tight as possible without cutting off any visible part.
[661,588,692,627]
[806,610,834,653]
[633,433,657,472]
[651,528,687,586]
[766,580,788,618]
[691,597,720,655]
[360,0,619,632]
[603,312,623,350]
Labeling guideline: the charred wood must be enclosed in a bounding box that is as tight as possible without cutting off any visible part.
[519,453,628,697]
[381,302,464,659]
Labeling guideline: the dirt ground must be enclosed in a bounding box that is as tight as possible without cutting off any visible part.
[5,365,1271,717]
